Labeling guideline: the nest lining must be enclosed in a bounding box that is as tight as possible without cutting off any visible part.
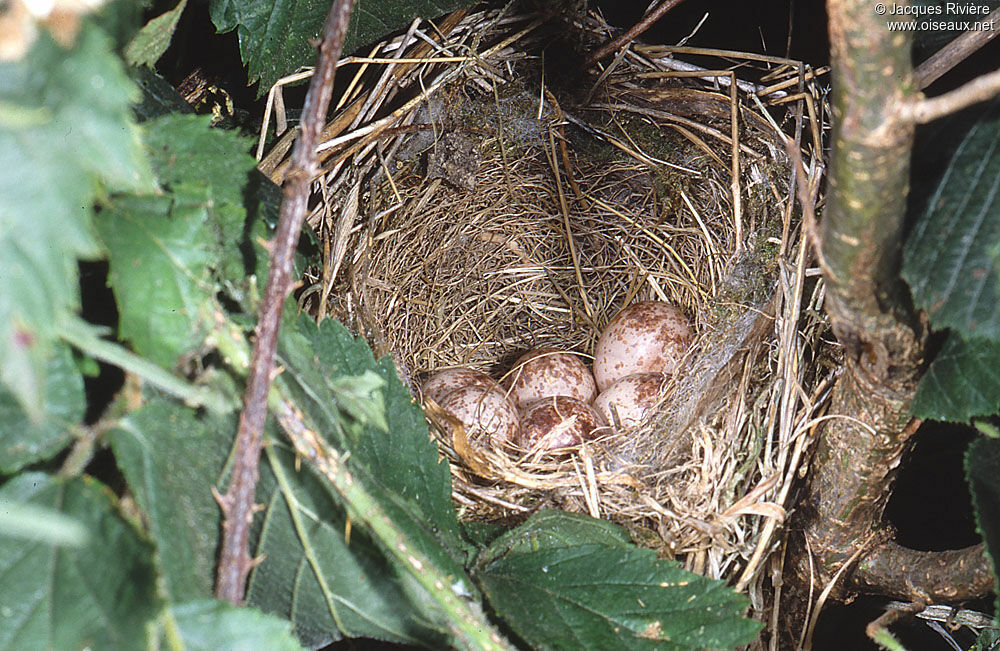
[258,4,833,621]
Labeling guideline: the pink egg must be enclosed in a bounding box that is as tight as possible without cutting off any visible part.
[502,348,597,408]
[519,396,608,452]
[594,373,669,432]
[438,384,521,447]
[593,301,692,391]
[422,368,498,404]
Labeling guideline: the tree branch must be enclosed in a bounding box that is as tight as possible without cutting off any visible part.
[215,0,356,605]
[904,67,1000,123]
[790,0,924,604]
[583,0,687,69]
[853,542,994,602]
[914,6,1000,89]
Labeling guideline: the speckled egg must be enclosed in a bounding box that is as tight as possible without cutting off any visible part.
[502,348,597,408]
[519,396,609,452]
[438,384,521,448]
[593,301,692,391]
[422,367,498,404]
[594,373,669,432]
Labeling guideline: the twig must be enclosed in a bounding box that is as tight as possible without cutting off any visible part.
[583,0,688,69]
[215,0,357,605]
[904,67,1000,123]
[915,6,1000,89]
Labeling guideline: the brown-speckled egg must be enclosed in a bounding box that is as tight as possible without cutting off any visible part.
[519,396,609,452]
[422,368,498,404]
[593,301,692,391]
[594,373,669,432]
[502,348,597,408]
[438,384,520,447]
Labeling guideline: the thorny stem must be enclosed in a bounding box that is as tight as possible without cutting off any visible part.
[215,0,357,605]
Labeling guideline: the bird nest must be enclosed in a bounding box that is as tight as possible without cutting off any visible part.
[258,4,833,616]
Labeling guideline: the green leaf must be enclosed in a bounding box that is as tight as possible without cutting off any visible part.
[277,317,463,549]
[207,0,469,95]
[965,437,1000,620]
[125,0,189,67]
[247,445,445,647]
[164,599,303,651]
[903,96,1000,341]
[0,502,87,547]
[477,544,761,651]
[970,627,1000,651]
[0,343,85,473]
[911,333,1000,422]
[138,113,278,296]
[0,473,160,650]
[97,190,217,368]
[478,510,634,566]
[0,25,154,419]
[144,113,257,205]
[109,401,231,602]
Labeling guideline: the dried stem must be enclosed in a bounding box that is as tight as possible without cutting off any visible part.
[215,0,356,605]
[583,0,687,68]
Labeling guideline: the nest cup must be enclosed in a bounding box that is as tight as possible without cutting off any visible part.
[259,5,832,613]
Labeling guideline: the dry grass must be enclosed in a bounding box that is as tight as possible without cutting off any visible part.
[258,4,833,639]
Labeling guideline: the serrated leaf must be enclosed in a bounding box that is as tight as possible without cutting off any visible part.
[248,445,445,647]
[125,0,189,67]
[0,343,84,473]
[478,510,633,566]
[911,333,1000,422]
[109,401,231,602]
[130,66,197,122]
[477,544,761,650]
[207,0,469,95]
[164,599,303,651]
[0,473,160,650]
[965,438,1000,620]
[139,113,278,295]
[277,317,463,550]
[903,96,1000,341]
[144,114,257,205]
[97,190,217,368]
[0,25,154,419]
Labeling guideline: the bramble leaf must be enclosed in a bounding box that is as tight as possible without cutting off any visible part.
[163,599,303,650]
[277,317,463,549]
[125,0,189,67]
[0,473,159,650]
[109,401,232,603]
[248,445,446,647]
[912,333,1000,422]
[97,190,218,368]
[965,437,1000,620]
[476,513,761,650]
[903,96,1000,341]
[0,25,153,419]
[96,114,269,367]
[0,344,84,473]
[207,0,469,95]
